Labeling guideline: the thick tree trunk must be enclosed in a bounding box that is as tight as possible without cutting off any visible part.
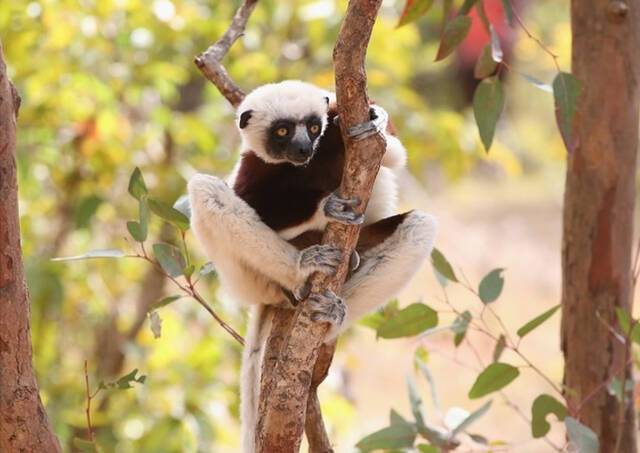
[0,41,62,452]
[561,0,640,451]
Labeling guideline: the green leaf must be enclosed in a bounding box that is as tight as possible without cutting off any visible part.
[74,195,103,229]
[531,394,567,438]
[458,0,478,15]
[153,243,186,278]
[614,307,640,343]
[435,16,472,61]
[501,0,514,26]
[127,221,145,242]
[377,303,438,339]
[407,376,425,427]
[148,198,190,231]
[52,249,125,261]
[565,417,599,453]
[417,445,439,453]
[397,0,434,27]
[474,45,497,79]
[431,248,457,282]
[151,295,182,310]
[114,368,146,389]
[148,311,162,339]
[138,197,149,239]
[451,400,492,436]
[478,268,504,303]
[473,77,505,152]
[608,378,634,402]
[452,310,472,346]
[183,264,195,279]
[390,409,409,426]
[128,167,148,201]
[360,300,400,330]
[552,72,581,152]
[517,305,560,338]
[73,438,98,453]
[492,334,506,362]
[355,422,416,452]
[468,363,519,399]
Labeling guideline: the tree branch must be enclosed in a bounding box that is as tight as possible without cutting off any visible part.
[194,0,258,107]
[256,1,385,451]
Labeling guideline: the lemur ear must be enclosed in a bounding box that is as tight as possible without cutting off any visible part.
[324,96,330,105]
[239,110,253,129]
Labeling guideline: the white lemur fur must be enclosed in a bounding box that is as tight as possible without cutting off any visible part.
[187,80,436,453]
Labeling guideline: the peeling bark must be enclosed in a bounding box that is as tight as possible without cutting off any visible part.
[0,40,62,453]
[561,0,640,451]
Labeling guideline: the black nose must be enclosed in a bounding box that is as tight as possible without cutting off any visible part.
[298,147,312,156]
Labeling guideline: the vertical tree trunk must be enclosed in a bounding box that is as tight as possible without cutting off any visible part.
[561,1,640,451]
[0,41,62,452]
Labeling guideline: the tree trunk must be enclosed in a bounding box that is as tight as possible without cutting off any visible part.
[0,41,62,452]
[561,0,640,451]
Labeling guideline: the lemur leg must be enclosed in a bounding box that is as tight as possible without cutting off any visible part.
[188,174,342,292]
[326,210,437,340]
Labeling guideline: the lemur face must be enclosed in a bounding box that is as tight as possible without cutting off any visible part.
[236,81,331,166]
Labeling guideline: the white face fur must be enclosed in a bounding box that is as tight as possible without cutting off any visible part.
[236,80,331,165]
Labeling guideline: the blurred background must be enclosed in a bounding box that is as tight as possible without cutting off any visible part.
[0,0,572,451]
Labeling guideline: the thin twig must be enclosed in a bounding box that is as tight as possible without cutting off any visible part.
[194,0,258,106]
[84,360,96,443]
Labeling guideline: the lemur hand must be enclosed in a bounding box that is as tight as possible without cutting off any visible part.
[298,244,343,277]
[308,289,346,328]
[324,192,364,225]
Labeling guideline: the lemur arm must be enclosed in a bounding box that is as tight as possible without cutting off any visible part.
[188,174,340,292]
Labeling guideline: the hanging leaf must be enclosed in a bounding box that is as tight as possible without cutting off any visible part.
[153,243,186,277]
[127,221,145,242]
[148,198,190,231]
[73,438,98,453]
[417,445,439,453]
[478,268,504,304]
[435,16,472,61]
[74,195,103,229]
[128,167,148,201]
[517,305,560,338]
[552,72,581,153]
[531,394,567,438]
[148,311,162,339]
[431,248,458,282]
[151,295,182,311]
[565,417,599,453]
[390,409,409,426]
[501,0,514,26]
[377,303,438,339]
[474,45,497,79]
[520,73,553,93]
[397,0,435,27]
[52,249,125,261]
[492,334,507,362]
[451,400,492,436]
[468,363,519,399]
[458,0,478,15]
[473,77,505,152]
[407,376,426,427]
[452,310,472,346]
[114,368,146,389]
[355,422,416,452]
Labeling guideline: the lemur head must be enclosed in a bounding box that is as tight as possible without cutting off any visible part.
[236,80,331,166]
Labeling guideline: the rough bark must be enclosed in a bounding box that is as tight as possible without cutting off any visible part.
[0,40,62,453]
[256,1,385,451]
[561,0,640,451]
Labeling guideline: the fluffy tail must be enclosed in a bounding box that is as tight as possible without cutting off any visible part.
[240,305,271,453]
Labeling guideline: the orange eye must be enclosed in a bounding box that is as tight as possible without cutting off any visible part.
[276,127,288,137]
[309,124,320,134]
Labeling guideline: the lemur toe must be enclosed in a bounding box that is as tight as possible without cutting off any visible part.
[324,192,364,225]
[299,244,343,275]
[308,290,346,327]
[293,279,312,302]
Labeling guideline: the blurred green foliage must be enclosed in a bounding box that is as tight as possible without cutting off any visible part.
[0,0,569,451]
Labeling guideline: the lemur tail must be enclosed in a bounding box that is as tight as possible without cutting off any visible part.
[240,304,272,453]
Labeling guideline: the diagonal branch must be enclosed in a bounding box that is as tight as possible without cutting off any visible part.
[256,1,385,451]
[194,0,258,107]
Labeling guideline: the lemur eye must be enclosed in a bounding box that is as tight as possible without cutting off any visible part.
[276,127,288,137]
[309,124,320,134]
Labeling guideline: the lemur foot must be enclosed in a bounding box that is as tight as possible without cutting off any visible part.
[298,244,342,276]
[307,289,346,327]
[324,192,364,225]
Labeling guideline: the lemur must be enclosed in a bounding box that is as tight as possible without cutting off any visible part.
[186,80,437,453]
